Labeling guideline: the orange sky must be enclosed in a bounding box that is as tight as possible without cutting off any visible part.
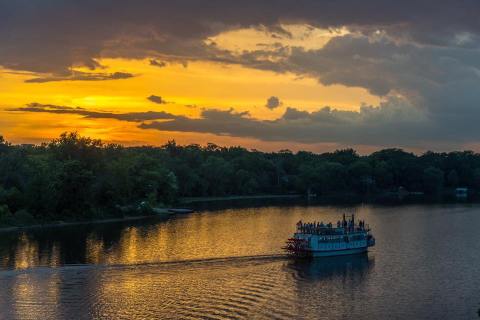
[3,2,480,153]
[0,26,381,152]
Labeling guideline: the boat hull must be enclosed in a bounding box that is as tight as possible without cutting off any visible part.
[307,246,368,257]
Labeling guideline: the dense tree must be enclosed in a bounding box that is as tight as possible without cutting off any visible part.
[372,160,394,190]
[423,167,445,195]
[0,136,8,154]
[473,169,480,189]
[348,160,373,194]
[0,132,479,226]
[447,170,459,188]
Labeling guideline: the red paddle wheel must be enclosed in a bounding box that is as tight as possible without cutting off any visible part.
[283,238,309,257]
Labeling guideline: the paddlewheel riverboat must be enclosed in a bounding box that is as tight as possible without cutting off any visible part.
[284,214,375,258]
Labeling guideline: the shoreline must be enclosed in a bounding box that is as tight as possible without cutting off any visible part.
[0,214,167,234]
[0,195,302,233]
[180,194,303,203]
[1,193,475,233]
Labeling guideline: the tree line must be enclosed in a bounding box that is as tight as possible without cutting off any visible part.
[1,132,479,225]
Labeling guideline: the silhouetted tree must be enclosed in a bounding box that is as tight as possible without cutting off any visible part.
[423,167,444,195]
[2,132,480,226]
[447,170,459,188]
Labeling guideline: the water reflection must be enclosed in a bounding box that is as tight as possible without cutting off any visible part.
[287,253,374,281]
[2,204,480,319]
[0,206,306,269]
[283,255,375,320]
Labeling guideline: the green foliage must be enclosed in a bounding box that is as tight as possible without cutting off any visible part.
[423,167,444,195]
[473,169,480,189]
[0,204,11,219]
[0,204,13,226]
[1,132,480,225]
[200,156,233,196]
[372,161,393,189]
[0,136,8,154]
[447,170,459,187]
[13,210,36,225]
[348,160,373,194]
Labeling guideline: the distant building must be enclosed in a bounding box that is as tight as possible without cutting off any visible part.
[455,187,468,198]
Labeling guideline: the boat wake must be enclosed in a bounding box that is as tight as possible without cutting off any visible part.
[0,253,289,276]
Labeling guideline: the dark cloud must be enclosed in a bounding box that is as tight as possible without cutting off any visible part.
[4,1,480,148]
[149,59,167,68]
[226,33,480,144]
[8,103,179,122]
[25,71,135,83]
[147,95,167,104]
[265,96,282,109]
[2,0,480,74]
[7,99,480,149]
[139,98,442,148]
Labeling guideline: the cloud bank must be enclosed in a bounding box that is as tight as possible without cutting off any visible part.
[9,96,480,149]
[3,1,480,149]
[2,0,480,73]
[140,98,437,147]
[9,103,180,122]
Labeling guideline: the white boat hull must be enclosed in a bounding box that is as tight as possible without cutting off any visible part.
[308,246,369,257]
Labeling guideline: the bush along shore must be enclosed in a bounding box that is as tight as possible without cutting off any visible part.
[2,132,480,228]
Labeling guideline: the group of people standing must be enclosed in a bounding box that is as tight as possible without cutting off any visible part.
[296,214,367,234]
[296,221,334,234]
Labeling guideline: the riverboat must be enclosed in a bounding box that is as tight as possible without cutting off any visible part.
[284,214,375,258]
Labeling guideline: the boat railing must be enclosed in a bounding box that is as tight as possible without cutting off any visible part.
[295,225,370,235]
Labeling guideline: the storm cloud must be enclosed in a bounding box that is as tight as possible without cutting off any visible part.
[139,98,439,148]
[3,1,480,148]
[2,1,480,74]
[9,103,180,122]
[9,98,480,149]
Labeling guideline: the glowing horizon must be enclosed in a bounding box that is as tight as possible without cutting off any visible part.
[2,2,480,152]
[0,51,381,152]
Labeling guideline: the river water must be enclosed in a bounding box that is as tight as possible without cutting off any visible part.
[0,204,479,319]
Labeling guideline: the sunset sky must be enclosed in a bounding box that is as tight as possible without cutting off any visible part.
[2,1,480,152]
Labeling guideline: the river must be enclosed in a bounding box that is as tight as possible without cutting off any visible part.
[0,204,479,319]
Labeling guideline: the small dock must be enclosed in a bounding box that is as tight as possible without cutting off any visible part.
[167,208,195,214]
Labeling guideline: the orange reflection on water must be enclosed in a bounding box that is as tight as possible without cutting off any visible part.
[10,271,62,320]
[81,206,339,266]
[12,233,61,270]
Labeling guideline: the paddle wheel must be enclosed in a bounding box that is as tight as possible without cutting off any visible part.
[283,238,309,257]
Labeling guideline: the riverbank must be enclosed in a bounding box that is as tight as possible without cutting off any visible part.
[180,194,302,203]
[1,192,476,233]
[0,195,303,233]
[0,207,177,234]
[0,214,165,234]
